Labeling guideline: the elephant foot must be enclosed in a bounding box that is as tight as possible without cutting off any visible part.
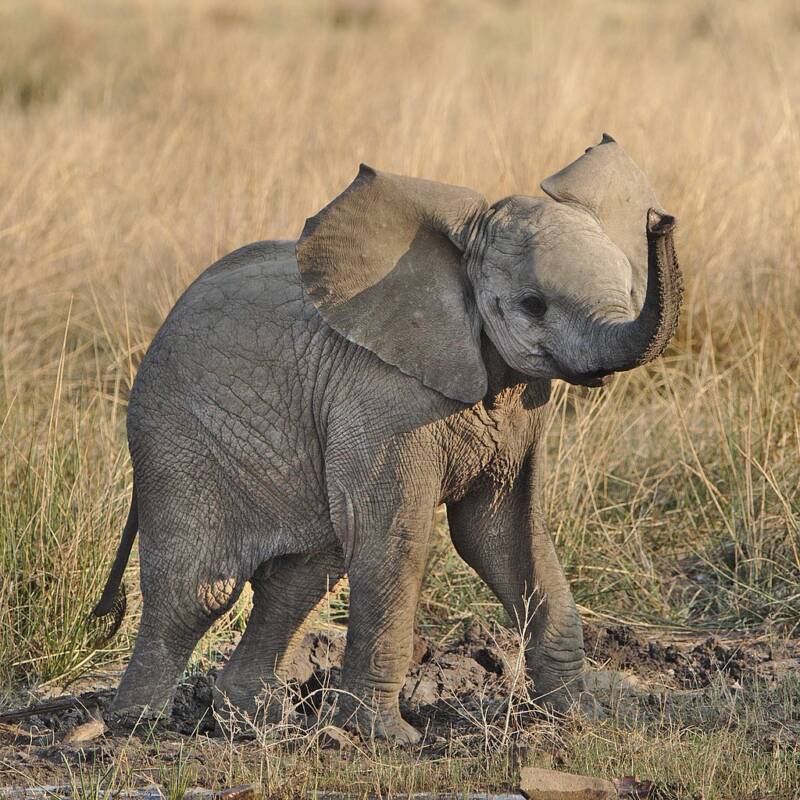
[212,678,289,726]
[533,678,607,721]
[542,690,607,721]
[335,695,421,745]
[105,697,172,729]
[573,691,608,721]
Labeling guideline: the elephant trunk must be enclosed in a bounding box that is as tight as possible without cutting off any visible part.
[568,209,682,381]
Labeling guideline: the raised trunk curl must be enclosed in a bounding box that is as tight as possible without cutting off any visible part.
[569,209,683,379]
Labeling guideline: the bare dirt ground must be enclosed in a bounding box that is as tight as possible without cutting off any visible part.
[2,623,798,793]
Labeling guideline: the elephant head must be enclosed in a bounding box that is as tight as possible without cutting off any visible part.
[297,135,682,404]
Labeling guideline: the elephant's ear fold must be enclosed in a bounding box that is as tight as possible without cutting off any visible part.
[297,165,489,404]
[541,134,665,278]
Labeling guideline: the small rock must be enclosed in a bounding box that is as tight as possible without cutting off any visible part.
[519,766,616,799]
[62,718,106,745]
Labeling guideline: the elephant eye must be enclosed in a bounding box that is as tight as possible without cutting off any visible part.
[520,293,547,319]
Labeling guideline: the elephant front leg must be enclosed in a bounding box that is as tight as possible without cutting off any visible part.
[330,487,435,745]
[522,527,591,714]
[447,464,597,718]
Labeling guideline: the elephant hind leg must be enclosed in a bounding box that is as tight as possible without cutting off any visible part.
[214,546,344,721]
[110,510,245,721]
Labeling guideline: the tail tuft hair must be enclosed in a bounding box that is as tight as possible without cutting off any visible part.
[88,583,127,647]
[87,483,138,647]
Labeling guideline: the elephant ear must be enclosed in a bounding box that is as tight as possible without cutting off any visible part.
[541,134,665,280]
[297,165,489,404]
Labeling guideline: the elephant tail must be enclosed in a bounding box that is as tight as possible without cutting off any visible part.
[88,483,138,645]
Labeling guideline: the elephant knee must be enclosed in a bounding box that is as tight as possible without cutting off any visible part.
[196,575,240,618]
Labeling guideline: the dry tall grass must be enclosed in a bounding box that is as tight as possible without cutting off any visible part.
[0,0,798,709]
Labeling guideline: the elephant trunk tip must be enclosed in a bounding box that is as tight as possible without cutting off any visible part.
[647,208,676,236]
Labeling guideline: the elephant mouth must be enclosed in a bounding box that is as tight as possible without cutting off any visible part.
[563,369,616,388]
[539,354,616,388]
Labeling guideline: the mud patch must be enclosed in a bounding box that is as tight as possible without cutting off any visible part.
[278,624,519,733]
[582,623,791,689]
[1,622,797,768]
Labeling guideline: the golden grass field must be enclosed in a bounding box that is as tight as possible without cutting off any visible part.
[0,0,799,797]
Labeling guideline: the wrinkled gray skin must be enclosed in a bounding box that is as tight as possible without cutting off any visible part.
[93,135,682,744]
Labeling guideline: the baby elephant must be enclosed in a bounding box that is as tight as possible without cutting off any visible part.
[92,135,681,743]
